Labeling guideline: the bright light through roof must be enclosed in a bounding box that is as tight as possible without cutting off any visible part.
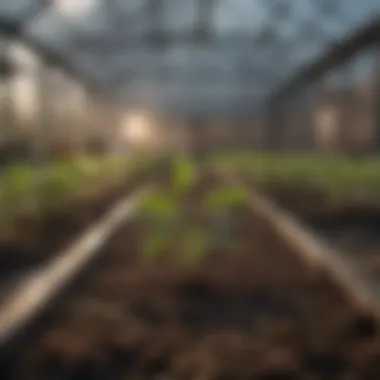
[121,112,154,144]
[54,0,98,19]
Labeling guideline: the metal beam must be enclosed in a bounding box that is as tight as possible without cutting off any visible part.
[0,1,51,36]
[270,17,380,102]
[193,0,216,42]
[70,32,268,53]
[17,36,102,93]
[374,50,380,152]
[0,2,102,93]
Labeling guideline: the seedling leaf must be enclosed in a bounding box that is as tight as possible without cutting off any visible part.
[172,156,196,192]
[138,191,178,219]
[203,185,247,212]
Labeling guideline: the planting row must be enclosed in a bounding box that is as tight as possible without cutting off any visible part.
[255,179,380,302]
[0,155,159,224]
[213,151,380,204]
[217,151,380,293]
[0,154,161,281]
[5,167,380,380]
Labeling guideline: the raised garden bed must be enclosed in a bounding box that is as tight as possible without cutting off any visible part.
[246,177,380,304]
[0,155,158,280]
[220,151,380,251]
[6,167,380,380]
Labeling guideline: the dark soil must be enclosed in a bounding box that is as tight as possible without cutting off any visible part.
[257,180,380,221]
[257,180,380,256]
[4,175,380,380]
[0,171,147,277]
[256,180,339,218]
[256,179,380,304]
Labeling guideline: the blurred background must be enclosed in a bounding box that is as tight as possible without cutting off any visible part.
[2,5,380,377]
[0,0,380,163]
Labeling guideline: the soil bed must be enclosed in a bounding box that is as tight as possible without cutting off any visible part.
[257,180,380,298]
[3,173,380,380]
[0,168,152,285]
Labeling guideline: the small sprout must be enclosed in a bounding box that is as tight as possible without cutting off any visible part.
[202,184,248,213]
[138,191,179,219]
[139,188,181,262]
[171,155,196,192]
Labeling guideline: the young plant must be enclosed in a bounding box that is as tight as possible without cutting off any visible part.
[138,155,202,264]
[202,183,248,251]
[171,155,196,193]
[138,189,180,261]
[202,184,248,213]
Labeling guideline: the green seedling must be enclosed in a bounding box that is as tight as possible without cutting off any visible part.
[202,184,248,213]
[201,184,248,252]
[171,155,196,193]
[138,190,179,219]
[139,155,197,261]
[140,159,250,263]
[139,188,181,260]
[142,223,209,266]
